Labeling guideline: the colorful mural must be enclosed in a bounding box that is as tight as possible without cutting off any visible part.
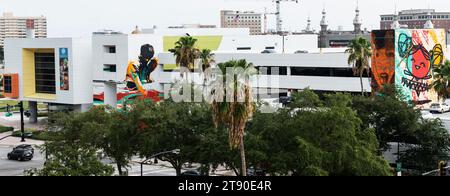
[371,30,396,92]
[395,29,446,104]
[125,44,159,97]
[59,48,69,91]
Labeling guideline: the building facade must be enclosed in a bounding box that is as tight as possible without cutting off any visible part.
[380,9,450,32]
[0,12,47,46]
[371,29,447,105]
[319,6,370,48]
[221,10,263,35]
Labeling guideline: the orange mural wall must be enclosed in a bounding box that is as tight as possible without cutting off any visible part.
[371,30,396,92]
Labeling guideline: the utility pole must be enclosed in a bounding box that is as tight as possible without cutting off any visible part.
[19,101,25,142]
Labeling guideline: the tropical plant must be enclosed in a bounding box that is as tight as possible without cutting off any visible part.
[432,60,450,102]
[346,37,372,95]
[169,36,200,77]
[200,49,215,83]
[210,59,257,176]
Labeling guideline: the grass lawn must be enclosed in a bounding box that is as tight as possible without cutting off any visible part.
[0,124,14,133]
[12,129,52,141]
[0,100,47,112]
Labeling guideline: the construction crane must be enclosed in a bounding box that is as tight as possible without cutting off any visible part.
[225,0,300,34]
[274,0,299,33]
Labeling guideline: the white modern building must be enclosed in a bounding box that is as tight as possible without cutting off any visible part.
[9,29,449,117]
[0,12,47,46]
[3,38,93,118]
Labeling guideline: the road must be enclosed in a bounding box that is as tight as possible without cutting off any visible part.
[0,147,45,176]
[0,148,179,176]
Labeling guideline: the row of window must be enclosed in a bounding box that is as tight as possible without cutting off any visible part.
[257,67,370,77]
[227,16,260,20]
[382,15,450,21]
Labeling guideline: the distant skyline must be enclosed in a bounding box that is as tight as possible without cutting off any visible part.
[2,0,449,37]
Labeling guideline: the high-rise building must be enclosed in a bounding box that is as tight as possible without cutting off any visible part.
[380,9,450,32]
[0,12,47,46]
[220,10,263,35]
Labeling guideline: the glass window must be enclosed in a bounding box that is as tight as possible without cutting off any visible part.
[34,53,56,94]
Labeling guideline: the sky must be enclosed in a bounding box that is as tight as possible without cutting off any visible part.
[1,0,449,37]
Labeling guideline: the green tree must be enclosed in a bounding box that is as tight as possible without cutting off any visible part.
[432,60,450,102]
[169,36,200,74]
[211,59,257,176]
[137,99,212,176]
[400,119,450,173]
[44,107,140,176]
[248,91,392,176]
[345,37,372,95]
[25,144,114,176]
[86,108,141,176]
[352,84,419,151]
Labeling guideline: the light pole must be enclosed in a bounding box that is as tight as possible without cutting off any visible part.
[139,149,180,176]
[19,101,25,142]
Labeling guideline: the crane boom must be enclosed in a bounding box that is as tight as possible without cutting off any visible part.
[274,0,299,33]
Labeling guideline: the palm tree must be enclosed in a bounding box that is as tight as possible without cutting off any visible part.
[169,36,200,77]
[345,37,372,95]
[433,60,450,102]
[210,59,257,176]
[199,49,215,83]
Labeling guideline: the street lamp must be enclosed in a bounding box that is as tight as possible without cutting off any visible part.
[139,149,181,176]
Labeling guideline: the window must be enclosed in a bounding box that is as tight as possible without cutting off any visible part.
[103,64,117,72]
[103,45,116,54]
[290,67,370,77]
[34,53,56,94]
[237,47,251,50]
[257,66,287,75]
[4,76,11,93]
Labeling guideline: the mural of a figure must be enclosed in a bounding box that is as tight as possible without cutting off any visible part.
[395,29,445,104]
[125,44,159,96]
[371,30,396,93]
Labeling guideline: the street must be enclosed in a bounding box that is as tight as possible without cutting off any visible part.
[0,147,45,176]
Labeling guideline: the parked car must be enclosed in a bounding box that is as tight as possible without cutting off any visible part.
[180,170,201,176]
[294,50,309,54]
[248,167,267,176]
[430,103,450,113]
[261,49,277,54]
[13,144,34,155]
[421,110,434,119]
[7,148,33,161]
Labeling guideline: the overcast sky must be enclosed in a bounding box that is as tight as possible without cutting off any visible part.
[1,0,449,37]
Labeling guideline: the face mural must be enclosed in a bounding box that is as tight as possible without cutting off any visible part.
[371,30,395,92]
[395,29,446,104]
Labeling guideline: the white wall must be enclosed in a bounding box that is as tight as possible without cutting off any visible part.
[217,34,318,53]
[92,34,129,82]
[152,28,250,36]
[72,38,94,104]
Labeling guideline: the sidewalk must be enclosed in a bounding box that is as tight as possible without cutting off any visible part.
[0,131,44,148]
[0,112,47,131]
